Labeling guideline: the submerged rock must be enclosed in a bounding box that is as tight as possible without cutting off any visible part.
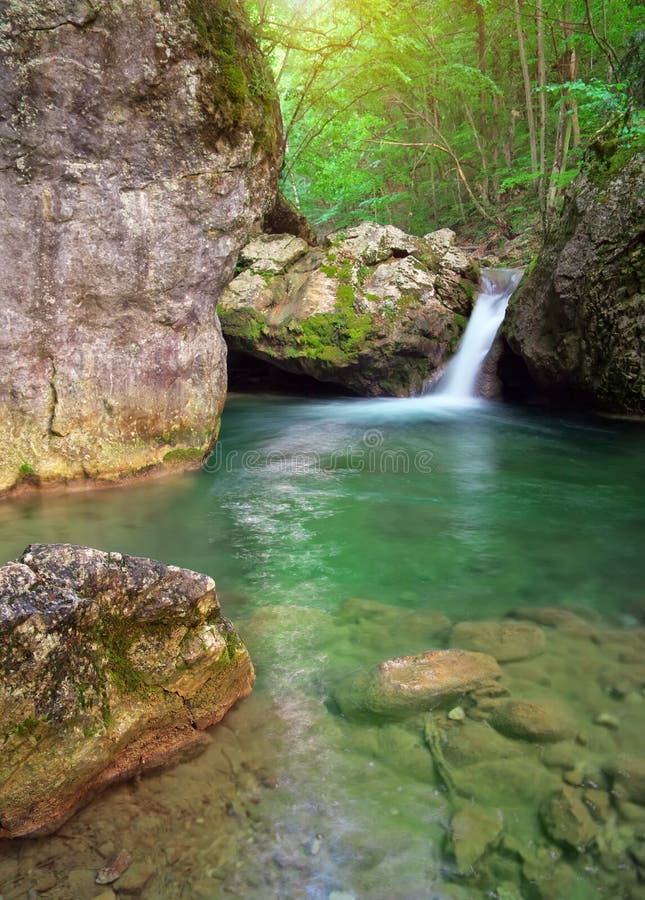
[507,606,598,639]
[219,223,479,396]
[604,755,645,805]
[490,700,572,743]
[0,0,283,494]
[334,649,501,719]
[0,544,254,838]
[452,619,546,662]
[501,150,645,415]
[450,805,503,873]
[540,786,598,851]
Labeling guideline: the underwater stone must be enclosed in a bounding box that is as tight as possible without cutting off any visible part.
[540,786,598,851]
[0,543,255,838]
[450,805,503,873]
[334,649,501,719]
[489,700,572,743]
[604,755,645,805]
[452,619,546,662]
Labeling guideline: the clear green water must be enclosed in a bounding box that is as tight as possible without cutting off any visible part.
[0,394,644,899]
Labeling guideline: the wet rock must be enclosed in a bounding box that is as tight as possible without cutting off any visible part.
[452,619,545,662]
[584,788,612,822]
[442,720,524,767]
[96,851,132,886]
[334,649,501,719]
[0,544,255,838]
[507,606,598,638]
[605,755,645,805]
[113,860,155,894]
[455,758,557,808]
[540,786,598,851]
[450,805,502,873]
[448,706,466,722]
[337,597,450,637]
[595,713,620,730]
[540,742,581,769]
[220,223,479,396]
[68,869,98,897]
[490,700,572,743]
[0,0,282,493]
[33,867,57,892]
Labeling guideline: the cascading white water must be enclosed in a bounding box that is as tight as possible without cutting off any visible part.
[433,267,523,399]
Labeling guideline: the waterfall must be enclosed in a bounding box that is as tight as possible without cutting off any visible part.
[432,267,523,399]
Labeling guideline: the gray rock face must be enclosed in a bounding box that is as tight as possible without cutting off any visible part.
[0,0,282,492]
[219,223,479,396]
[0,543,255,838]
[501,151,645,414]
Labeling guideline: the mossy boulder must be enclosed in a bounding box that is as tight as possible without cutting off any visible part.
[0,544,254,838]
[501,151,645,414]
[219,223,479,396]
[489,700,572,743]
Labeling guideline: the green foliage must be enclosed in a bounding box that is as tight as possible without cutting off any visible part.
[18,462,35,478]
[247,0,643,236]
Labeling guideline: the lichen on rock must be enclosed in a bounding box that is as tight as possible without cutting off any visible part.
[0,543,255,838]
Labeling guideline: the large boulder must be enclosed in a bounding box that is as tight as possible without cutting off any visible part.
[501,150,645,414]
[0,0,283,494]
[0,543,254,838]
[219,223,479,396]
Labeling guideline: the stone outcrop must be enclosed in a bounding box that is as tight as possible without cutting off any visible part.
[0,543,254,838]
[219,223,479,396]
[0,0,283,494]
[501,150,645,414]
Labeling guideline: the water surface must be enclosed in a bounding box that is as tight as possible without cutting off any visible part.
[0,394,643,899]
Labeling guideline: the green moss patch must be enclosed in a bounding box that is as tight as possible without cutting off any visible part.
[163,447,204,464]
[186,0,280,155]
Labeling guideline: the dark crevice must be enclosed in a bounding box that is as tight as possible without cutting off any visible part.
[47,360,63,438]
[227,350,356,397]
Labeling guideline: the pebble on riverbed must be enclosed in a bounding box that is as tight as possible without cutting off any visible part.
[95,850,132,885]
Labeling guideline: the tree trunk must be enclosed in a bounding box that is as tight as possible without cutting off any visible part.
[514,0,538,174]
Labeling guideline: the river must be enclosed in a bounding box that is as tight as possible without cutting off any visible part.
[0,393,644,899]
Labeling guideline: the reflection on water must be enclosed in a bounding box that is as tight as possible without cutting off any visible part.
[0,394,644,899]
